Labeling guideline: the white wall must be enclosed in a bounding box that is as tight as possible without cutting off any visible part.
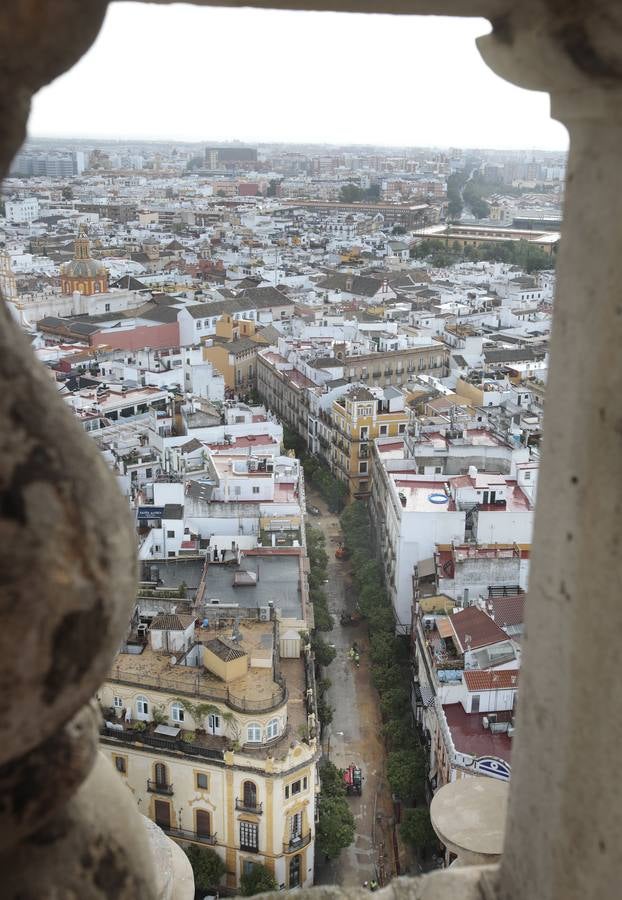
[476,510,534,544]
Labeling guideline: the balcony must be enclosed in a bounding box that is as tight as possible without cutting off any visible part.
[100,723,226,761]
[283,831,312,854]
[147,779,174,795]
[162,825,217,846]
[235,798,264,814]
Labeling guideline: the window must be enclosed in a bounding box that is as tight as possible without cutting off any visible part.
[154,763,168,786]
[243,781,257,808]
[524,471,532,481]
[435,466,443,475]
[196,809,211,838]
[136,695,149,718]
[359,461,368,474]
[291,779,301,796]
[471,694,480,713]
[234,485,241,496]
[166,529,175,538]
[398,423,406,434]
[114,755,126,774]
[290,812,302,840]
[360,426,369,440]
[196,772,208,791]
[171,702,184,723]
[247,723,261,743]
[252,486,260,494]
[113,696,123,708]
[379,424,388,436]
[208,714,221,734]
[266,718,279,740]
[145,468,152,478]
[240,821,259,852]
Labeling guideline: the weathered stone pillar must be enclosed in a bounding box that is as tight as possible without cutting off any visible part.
[477,8,622,900]
[0,4,191,896]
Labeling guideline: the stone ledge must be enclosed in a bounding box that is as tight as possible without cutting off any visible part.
[257,867,500,900]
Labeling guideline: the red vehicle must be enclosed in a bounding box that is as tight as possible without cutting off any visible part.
[342,763,363,796]
[335,542,350,560]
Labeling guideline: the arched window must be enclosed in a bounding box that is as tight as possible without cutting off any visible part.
[266,718,279,740]
[247,723,261,743]
[171,702,184,723]
[154,762,167,787]
[243,780,257,809]
[136,695,149,718]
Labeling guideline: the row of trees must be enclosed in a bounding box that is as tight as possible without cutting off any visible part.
[303,455,348,514]
[306,524,333,632]
[316,761,356,860]
[304,523,355,862]
[411,237,554,273]
[340,502,438,858]
[282,428,348,515]
[339,183,381,203]
[185,846,278,896]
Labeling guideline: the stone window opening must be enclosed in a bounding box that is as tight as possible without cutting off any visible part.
[0,4,616,900]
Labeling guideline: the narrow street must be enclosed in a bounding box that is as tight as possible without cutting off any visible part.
[308,491,396,889]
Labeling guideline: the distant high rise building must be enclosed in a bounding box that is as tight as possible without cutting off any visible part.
[9,150,85,177]
[204,146,257,167]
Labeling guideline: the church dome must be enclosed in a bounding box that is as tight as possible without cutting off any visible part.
[60,226,109,297]
[61,257,107,278]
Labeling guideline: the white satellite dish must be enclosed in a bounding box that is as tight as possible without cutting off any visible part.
[169,656,177,666]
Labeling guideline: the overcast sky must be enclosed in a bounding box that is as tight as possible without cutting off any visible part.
[28,4,568,151]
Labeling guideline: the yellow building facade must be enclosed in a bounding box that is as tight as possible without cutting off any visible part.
[202,315,268,393]
[331,385,408,497]
[99,618,319,891]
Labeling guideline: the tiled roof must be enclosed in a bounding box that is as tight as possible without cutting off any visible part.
[490,595,525,629]
[205,637,246,662]
[150,614,195,631]
[449,606,509,652]
[463,669,520,692]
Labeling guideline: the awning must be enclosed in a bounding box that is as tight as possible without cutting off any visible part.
[154,724,180,738]
[417,557,436,579]
[437,617,454,639]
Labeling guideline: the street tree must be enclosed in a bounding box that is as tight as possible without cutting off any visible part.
[387,748,426,802]
[316,795,356,860]
[311,634,336,668]
[400,807,438,857]
[240,863,278,896]
[185,845,226,891]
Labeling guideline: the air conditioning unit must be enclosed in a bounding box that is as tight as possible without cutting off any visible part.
[482,716,490,730]
[259,605,270,621]
[507,725,515,738]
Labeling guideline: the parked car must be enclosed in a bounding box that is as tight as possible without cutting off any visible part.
[306,504,320,516]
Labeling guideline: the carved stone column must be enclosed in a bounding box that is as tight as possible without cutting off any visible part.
[476,7,622,900]
[0,3,191,896]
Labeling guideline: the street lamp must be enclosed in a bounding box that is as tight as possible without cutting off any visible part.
[326,730,344,761]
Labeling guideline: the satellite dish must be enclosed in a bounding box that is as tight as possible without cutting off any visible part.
[169,656,177,666]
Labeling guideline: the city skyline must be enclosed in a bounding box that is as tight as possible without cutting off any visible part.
[28,5,568,152]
